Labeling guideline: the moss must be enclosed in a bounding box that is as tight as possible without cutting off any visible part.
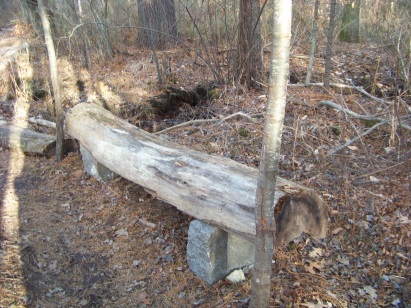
[331,126,341,136]
[361,119,380,127]
[238,127,249,138]
[207,88,221,100]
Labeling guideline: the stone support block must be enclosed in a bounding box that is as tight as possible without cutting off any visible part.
[187,219,254,285]
[80,143,117,181]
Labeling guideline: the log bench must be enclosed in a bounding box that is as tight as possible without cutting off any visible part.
[66,103,328,284]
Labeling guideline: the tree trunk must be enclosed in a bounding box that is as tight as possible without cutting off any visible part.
[68,0,90,69]
[249,0,292,306]
[324,0,337,91]
[164,0,178,41]
[20,0,42,34]
[305,0,319,84]
[38,0,64,161]
[137,0,178,49]
[236,0,263,88]
[338,0,360,43]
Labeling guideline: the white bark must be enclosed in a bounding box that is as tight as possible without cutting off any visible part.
[65,103,309,241]
[250,0,292,305]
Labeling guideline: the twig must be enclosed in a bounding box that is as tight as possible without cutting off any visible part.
[328,121,386,156]
[354,160,406,180]
[136,218,156,228]
[154,112,263,135]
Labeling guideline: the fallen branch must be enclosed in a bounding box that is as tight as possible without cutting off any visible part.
[154,112,263,135]
[318,100,411,131]
[29,117,57,129]
[135,218,156,228]
[0,116,56,156]
[328,121,387,156]
[289,82,390,105]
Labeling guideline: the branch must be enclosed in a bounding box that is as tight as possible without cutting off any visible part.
[289,82,390,105]
[318,100,383,121]
[328,121,387,156]
[153,112,263,135]
[29,117,56,129]
[318,100,411,131]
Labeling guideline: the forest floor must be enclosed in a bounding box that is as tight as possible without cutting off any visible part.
[0,25,411,307]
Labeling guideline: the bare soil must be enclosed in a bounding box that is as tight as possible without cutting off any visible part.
[1,25,410,307]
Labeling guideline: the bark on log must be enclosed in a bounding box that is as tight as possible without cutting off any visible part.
[0,116,56,156]
[66,103,327,242]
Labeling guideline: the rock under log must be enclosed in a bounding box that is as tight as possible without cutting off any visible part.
[66,103,328,243]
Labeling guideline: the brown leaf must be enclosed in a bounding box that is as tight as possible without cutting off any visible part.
[305,259,325,274]
[331,227,344,235]
[139,292,151,305]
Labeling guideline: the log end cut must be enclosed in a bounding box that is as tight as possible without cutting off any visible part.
[275,190,329,247]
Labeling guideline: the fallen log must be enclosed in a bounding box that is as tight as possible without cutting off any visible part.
[66,103,328,243]
[0,115,56,156]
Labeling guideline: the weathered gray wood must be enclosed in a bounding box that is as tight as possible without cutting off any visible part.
[66,103,324,241]
[0,116,56,156]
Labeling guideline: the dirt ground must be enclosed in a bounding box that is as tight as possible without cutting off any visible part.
[1,25,411,307]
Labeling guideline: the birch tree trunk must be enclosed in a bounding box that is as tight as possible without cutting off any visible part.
[38,0,64,161]
[250,0,292,306]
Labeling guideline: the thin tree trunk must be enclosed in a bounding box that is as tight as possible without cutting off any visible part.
[324,0,337,91]
[237,0,262,88]
[38,0,64,161]
[137,0,178,49]
[250,0,292,306]
[20,0,42,34]
[68,0,90,69]
[339,0,360,43]
[164,0,178,42]
[305,0,319,84]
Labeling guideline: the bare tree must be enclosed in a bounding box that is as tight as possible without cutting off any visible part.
[250,0,292,306]
[38,0,64,161]
[324,0,337,91]
[236,0,263,88]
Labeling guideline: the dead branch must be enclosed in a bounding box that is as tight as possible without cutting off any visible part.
[154,112,263,135]
[289,82,390,105]
[317,100,411,131]
[135,218,156,228]
[328,121,387,156]
[29,117,57,129]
